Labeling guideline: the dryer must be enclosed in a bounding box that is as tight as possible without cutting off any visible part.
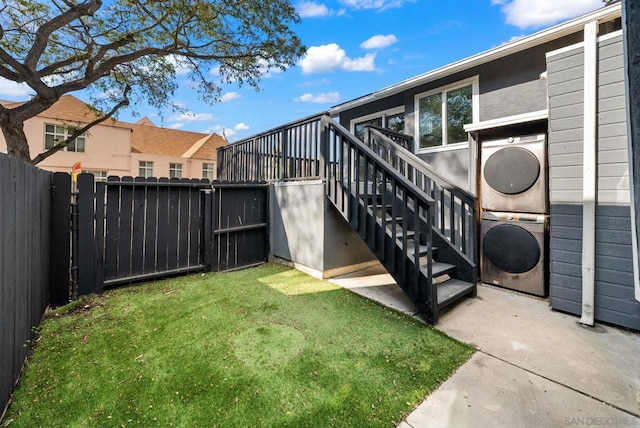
[480,211,547,296]
[481,134,547,214]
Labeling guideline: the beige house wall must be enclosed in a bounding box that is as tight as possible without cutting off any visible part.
[130,153,217,179]
[0,116,133,176]
[0,117,218,179]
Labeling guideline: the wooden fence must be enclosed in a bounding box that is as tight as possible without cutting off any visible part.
[0,155,69,416]
[1,166,269,415]
[74,174,269,295]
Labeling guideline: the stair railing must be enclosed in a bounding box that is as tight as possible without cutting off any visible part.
[363,125,477,263]
[320,116,437,320]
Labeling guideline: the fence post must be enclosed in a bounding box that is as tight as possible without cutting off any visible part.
[76,173,96,296]
[49,172,71,305]
[211,184,221,271]
[203,188,213,272]
[94,181,106,294]
[319,118,328,184]
[280,127,288,180]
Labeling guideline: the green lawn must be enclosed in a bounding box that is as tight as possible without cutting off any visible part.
[4,264,473,427]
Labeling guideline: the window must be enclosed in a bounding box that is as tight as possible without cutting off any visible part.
[351,107,405,141]
[202,163,214,180]
[139,161,153,178]
[82,170,108,182]
[415,78,478,151]
[169,163,183,179]
[44,124,86,152]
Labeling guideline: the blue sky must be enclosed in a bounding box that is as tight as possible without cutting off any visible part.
[0,0,607,141]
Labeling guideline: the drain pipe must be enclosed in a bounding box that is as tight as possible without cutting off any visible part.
[579,20,599,326]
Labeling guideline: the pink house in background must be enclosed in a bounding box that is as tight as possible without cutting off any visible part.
[0,95,227,180]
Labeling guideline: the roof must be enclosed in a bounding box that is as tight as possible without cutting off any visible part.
[129,121,226,159]
[329,3,622,114]
[38,95,132,129]
[3,94,227,160]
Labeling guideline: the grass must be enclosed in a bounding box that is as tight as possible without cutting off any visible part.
[4,264,474,427]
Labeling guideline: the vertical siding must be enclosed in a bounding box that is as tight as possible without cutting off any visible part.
[0,154,52,413]
[547,33,639,330]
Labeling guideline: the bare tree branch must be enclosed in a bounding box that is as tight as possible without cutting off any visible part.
[24,0,102,69]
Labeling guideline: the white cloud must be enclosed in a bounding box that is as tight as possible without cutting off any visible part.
[165,54,191,75]
[342,53,376,71]
[339,0,413,11]
[299,43,376,74]
[297,1,329,17]
[360,34,398,49]
[234,123,249,131]
[295,92,341,103]
[220,92,241,103]
[0,78,31,98]
[493,0,603,29]
[169,112,216,123]
[296,1,346,17]
[169,123,185,129]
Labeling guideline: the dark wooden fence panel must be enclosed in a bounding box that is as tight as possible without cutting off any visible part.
[72,175,269,295]
[49,173,71,305]
[79,175,212,291]
[212,183,269,271]
[1,165,269,412]
[0,154,56,415]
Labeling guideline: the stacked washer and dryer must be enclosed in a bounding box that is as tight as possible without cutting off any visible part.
[480,134,548,296]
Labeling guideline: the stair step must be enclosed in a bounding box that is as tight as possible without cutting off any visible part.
[395,225,415,238]
[405,241,429,256]
[437,278,476,310]
[432,262,456,277]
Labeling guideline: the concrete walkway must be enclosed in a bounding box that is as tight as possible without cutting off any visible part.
[329,265,640,428]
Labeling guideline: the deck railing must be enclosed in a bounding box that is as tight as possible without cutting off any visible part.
[217,113,324,182]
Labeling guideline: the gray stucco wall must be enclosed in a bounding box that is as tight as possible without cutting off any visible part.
[337,32,587,196]
[269,181,377,276]
[547,33,639,330]
[416,147,471,192]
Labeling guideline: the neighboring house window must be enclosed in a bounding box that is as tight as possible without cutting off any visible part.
[139,161,154,178]
[82,170,108,182]
[202,163,214,180]
[415,77,478,151]
[351,107,405,141]
[169,163,183,179]
[44,124,86,152]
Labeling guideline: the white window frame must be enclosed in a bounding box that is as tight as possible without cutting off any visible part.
[350,106,405,138]
[139,161,154,178]
[414,76,479,154]
[82,170,108,182]
[202,162,214,180]
[169,162,183,179]
[44,123,86,152]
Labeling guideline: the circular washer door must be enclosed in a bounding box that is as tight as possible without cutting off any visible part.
[484,147,541,195]
[482,223,540,274]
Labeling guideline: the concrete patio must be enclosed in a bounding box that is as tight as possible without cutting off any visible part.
[329,264,640,428]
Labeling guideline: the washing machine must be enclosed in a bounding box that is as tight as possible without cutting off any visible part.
[481,134,547,214]
[480,211,547,296]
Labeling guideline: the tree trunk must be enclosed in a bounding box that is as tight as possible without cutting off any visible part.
[0,119,31,162]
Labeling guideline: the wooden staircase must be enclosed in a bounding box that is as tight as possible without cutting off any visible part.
[216,114,478,324]
[351,190,476,324]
